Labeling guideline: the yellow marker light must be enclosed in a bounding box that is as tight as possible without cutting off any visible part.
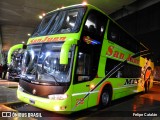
[90,84,95,89]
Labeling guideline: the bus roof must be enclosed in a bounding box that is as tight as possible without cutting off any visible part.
[47,4,106,16]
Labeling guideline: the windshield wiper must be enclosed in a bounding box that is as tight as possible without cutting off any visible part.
[44,73,60,85]
[21,74,35,81]
[31,81,55,85]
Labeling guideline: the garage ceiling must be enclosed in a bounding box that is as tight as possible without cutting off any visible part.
[0,0,136,51]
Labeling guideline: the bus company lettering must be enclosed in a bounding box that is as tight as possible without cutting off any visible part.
[29,36,66,44]
[106,46,139,64]
[124,78,139,85]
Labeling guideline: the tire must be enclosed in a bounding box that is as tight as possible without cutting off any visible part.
[99,88,111,108]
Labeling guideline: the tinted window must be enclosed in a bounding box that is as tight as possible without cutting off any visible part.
[74,10,107,83]
[108,21,140,53]
[32,7,85,37]
[105,58,141,78]
[76,52,91,81]
[83,10,107,41]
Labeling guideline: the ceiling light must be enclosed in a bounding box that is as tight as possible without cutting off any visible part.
[39,15,43,19]
[82,1,87,5]
[42,13,46,16]
[27,33,31,36]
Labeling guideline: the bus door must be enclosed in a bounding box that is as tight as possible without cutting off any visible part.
[72,50,91,111]
[72,10,107,111]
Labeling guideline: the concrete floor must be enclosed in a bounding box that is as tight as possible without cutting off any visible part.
[0,80,160,120]
[0,80,19,103]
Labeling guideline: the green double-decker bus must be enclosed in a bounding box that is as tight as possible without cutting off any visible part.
[7,44,26,80]
[17,4,154,113]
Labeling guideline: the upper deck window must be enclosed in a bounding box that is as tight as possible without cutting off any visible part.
[108,21,140,53]
[32,7,86,37]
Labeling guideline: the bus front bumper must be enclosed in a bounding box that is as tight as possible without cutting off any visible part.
[17,86,72,114]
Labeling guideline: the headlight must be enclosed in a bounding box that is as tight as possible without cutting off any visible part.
[48,94,68,100]
[18,85,24,92]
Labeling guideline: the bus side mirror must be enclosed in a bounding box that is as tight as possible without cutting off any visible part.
[60,38,77,64]
[7,44,24,64]
[60,44,72,65]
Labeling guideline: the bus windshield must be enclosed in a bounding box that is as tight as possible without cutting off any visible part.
[21,43,74,84]
[32,7,85,37]
[9,50,24,74]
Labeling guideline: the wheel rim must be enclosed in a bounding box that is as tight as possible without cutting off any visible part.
[102,92,109,106]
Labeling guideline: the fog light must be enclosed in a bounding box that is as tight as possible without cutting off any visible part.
[54,106,60,111]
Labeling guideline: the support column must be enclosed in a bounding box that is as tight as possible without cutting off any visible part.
[0,26,3,64]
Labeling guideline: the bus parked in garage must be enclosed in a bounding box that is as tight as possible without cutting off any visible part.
[17,4,154,113]
[7,44,26,80]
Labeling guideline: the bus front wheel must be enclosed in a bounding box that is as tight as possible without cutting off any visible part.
[99,88,111,108]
